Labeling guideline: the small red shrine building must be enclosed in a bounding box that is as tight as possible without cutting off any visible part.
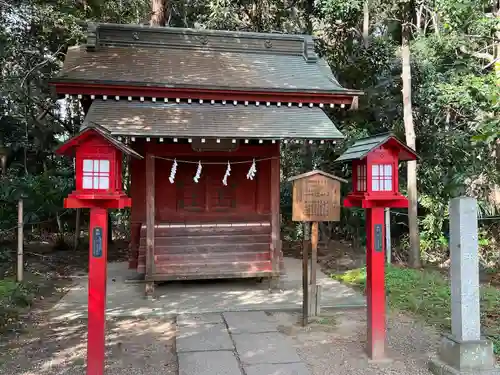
[51,23,361,284]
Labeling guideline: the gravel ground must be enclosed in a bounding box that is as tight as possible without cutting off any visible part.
[0,317,177,375]
[270,309,440,375]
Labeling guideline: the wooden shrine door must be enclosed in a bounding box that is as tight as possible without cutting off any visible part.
[175,164,243,219]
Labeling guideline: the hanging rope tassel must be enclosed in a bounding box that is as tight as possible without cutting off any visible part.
[168,159,178,184]
[246,158,257,180]
[193,161,202,183]
[222,161,231,186]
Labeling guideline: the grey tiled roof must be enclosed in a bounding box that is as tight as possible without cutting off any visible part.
[55,23,357,94]
[335,134,392,162]
[335,133,418,162]
[82,100,344,139]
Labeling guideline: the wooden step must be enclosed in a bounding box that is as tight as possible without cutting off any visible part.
[139,234,270,247]
[137,259,273,276]
[138,251,271,264]
[152,261,273,274]
[140,224,271,237]
[139,242,270,255]
[149,270,275,281]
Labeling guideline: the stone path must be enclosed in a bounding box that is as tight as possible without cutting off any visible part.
[177,311,310,375]
[51,258,365,321]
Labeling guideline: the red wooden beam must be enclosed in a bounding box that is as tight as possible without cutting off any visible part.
[365,207,386,361]
[140,142,279,158]
[270,153,281,278]
[87,207,108,375]
[145,153,155,297]
[51,82,358,105]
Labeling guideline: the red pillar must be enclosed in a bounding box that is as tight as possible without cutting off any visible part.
[87,207,108,375]
[365,207,386,360]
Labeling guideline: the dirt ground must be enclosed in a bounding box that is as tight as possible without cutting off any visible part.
[0,240,179,375]
[271,309,438,375]
[0,237,492,374]
[0,316,177,375]
[283,238,367,275]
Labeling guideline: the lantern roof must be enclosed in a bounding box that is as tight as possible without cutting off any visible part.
[335,133,418,163]
[288,169,347,183]
[55,122,143,159]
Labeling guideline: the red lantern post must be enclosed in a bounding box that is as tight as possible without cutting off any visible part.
[56,125,142,375]
[336,134,418,361]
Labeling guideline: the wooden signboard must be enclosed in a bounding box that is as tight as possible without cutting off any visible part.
[289,170,345,222]
[288,170,347,326]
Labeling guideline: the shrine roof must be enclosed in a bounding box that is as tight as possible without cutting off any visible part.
[81,100,344,140]
[54,23,360,95]
[335,133,418,162]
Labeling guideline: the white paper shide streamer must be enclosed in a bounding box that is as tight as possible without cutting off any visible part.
[193,161,203,183]
[169,159,178,184]
[246,158,257,180]
[222,161,231,186]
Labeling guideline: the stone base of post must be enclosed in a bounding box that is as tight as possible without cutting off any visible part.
[308,284,322,316]
[429,334,500,374]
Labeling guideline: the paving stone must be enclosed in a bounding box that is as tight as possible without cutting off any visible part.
[177,323,234,352]
[177,313,224,326]
[244,363,311,375]
[223,311,278,334]
[233,332,302,365]
[179,351,243,375]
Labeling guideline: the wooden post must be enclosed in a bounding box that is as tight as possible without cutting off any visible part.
[310,221,318,316]
[87,207,108,375]
[302,238,309,326]
[270,155,281,287]
[287,170,346,325]
[145,154,155,297]
[17,198,23,283]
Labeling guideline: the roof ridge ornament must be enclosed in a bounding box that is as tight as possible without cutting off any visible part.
[302,35,318,63]
[86,23,99,51]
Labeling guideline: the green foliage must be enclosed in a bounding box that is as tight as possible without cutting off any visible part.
[0,279,37,331]
[333,266,500,354]
[0,165,74,231]
[0,0,498,265]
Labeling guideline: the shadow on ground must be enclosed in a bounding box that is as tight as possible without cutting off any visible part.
[0,316,177,375]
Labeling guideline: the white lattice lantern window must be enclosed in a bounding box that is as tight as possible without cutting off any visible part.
[82,159,111,190]
[371,164,393,192]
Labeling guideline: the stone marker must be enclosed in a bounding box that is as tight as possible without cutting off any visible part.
[429,197,499,375]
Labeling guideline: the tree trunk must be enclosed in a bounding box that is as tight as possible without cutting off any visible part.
[401,24,421,268]
[494,1,500,81]
[415,3,424,33]
[304,0,314,34]
[150,0,167,26]
[493,1,500,209]
[363,0,369,48]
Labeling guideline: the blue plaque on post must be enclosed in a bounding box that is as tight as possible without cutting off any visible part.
[374,224,383,252]
[92,227,103,258]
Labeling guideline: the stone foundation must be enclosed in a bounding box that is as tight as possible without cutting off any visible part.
[429,334,500,375]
